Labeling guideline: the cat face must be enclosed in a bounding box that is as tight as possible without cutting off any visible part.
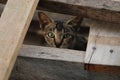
[38,12,83,49]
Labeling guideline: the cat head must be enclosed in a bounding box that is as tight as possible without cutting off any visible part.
[38,12,83,49]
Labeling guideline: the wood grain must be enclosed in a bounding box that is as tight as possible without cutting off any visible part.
[50,0,120,11]
[85,19,120,66]
[1,0,120,11]
[1,0,120,23]
[0,0,38,80]
[19,45,86,63]
[85,64,120,74]
[38,0,120,24]
[19,44,120,73]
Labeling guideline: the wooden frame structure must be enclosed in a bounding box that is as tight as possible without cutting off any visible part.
[0,0,39,80]
[0,0,120,80]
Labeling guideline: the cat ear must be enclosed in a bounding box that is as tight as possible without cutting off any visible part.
[66,16,83,31]
[66,16,83,26]
[38,12,53,30]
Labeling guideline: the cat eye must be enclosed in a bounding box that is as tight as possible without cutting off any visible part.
[64,34,72,38]
[48,32,55,38]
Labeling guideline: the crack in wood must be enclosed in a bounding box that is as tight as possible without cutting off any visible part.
[88,31,100,64]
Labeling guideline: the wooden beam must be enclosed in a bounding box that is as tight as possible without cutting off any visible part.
[19,45,120,73]
[85,19,120,66]
[1,0,120,23]
[38,0,120,24]
[85,64,120,74]
[2,0,120,11]
[19,45,85,63]
[0,0,38,80]
[47,0,120,11]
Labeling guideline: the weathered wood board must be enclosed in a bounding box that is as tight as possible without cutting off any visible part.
[19,45,120,73]
[49,0,120,11]
[85,19,120,66]
[1,0,120,11]
[19,45,85,63]
[85,64,120,74]
[38,0,120,24]
[0,0,38,80]
[1,0,120,24]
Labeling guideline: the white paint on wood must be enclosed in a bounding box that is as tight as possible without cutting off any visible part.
[0,0,38,80]
[85,19,120,66]
[19,45,85,63]
[51,0,120,11]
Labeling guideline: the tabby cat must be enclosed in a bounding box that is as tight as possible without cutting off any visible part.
[36,12,87,51]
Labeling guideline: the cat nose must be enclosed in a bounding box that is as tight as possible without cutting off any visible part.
[55,41,61,48]
[56,43,61,48]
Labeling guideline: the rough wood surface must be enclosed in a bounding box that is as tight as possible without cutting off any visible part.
[38,0,120,24]
[0,0,38,80]
[85,19,120,66]
[48,0,120,11]
[2,0,120,11]
[1,0,120,23]
[19,44,120,74]
[85,64,120,74]
[19,45,85,63]
[9,57,120,80]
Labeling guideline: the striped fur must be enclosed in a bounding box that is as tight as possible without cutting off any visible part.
[38,12,87,51]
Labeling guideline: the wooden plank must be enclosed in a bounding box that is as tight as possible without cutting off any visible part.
[2,0,120,11]
[1,0,120,24]
[50,0,120,11]
[20,44,120,73]
[38,0,120,24]
[0,0,39,80]
[85,64,120,74]
[85,19,120,66]
[19,45,85,63]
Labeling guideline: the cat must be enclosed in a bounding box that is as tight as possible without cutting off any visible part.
[34,12,87,51]
[27,12,87,51]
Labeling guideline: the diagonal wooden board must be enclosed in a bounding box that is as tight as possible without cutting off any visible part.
[85,19,120,66]
[0,0,39,80]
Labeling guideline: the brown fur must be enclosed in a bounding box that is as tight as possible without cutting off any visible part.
[38,12,87,50]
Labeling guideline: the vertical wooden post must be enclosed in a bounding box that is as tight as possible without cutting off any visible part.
[0,0,39,80]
